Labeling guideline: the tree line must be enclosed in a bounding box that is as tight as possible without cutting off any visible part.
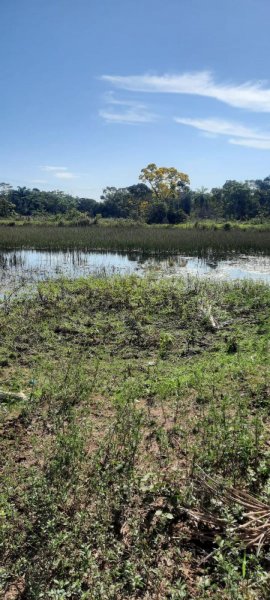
[1,164,270,222]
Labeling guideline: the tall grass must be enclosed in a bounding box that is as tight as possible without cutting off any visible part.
[0,225,270,255]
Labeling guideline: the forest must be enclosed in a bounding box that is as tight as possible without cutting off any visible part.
[1,164,270,223]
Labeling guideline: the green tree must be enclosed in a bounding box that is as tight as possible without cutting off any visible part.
[77,197,99,216]
[0,183,15,217]
[100,187,131,218]
[100,185,151,220]
[247,177,270,217]
[0,197,15,217]
[222,181,253,220]
[147,202,167,224]
[192,187,213,219]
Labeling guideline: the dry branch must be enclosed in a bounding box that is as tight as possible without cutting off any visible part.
[183,468,270,553]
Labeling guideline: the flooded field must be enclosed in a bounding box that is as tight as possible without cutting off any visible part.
[0,249,270,295]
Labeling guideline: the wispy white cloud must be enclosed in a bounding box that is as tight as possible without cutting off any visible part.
[31,179,48,184]
[101,71,270,112]
[54,171,78,179]
[41,165,68,172]
[174,117,270,140]
[40,165,78,179]
[175,117,270,150]
[99,92,157,124]
[102,91,144,108]
[229,138,270,149]
[99,108,156,124]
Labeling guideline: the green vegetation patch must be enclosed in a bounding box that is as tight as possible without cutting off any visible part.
[0,224,270,254]
[0,275,270,598]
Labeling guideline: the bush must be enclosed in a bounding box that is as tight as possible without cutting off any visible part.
[167,208,187,224]
[147,203,167,224]
[76,215,94,227]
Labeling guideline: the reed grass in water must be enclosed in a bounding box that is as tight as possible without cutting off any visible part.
[0,224,270,255]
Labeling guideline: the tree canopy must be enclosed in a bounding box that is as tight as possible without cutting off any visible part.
[1,166,270,224]
[139,163,190,200]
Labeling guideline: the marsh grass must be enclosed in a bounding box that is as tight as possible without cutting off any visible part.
[0,224,270,255]
[0,275,270,598]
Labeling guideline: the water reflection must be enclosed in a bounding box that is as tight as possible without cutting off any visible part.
[0,249,270,295]
[205,260,218,270]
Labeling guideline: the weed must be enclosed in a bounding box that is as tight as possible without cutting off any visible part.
[0,275,269,598]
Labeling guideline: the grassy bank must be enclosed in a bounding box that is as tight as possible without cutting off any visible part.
[0,224,270,255]
[1,275,270,598]
[1,217,270,231]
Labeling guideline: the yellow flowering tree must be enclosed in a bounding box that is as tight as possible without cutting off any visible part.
[139,163,190,201]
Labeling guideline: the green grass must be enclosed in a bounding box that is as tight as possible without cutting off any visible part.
[1,216,270,230]
[0,224,270,255]
[1,275,270,598]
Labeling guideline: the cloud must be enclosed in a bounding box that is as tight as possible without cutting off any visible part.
[40,166,78,179]
[31,179,48,184]
[174,117,270,140]
[101,71,270,112]
[99,108,156,124]
[102,91,144,108]
[41,166,68,172]
[229,138,270,149]
[99,92,157,124]
[54,172,77,179]
[175,117,270,150]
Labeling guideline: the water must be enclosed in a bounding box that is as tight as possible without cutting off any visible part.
[0,249,270,295]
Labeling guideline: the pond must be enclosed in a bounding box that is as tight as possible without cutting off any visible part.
[0,249,270,295]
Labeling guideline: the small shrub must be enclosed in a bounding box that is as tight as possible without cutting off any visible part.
[159,332,173,358]
[76,215,94,227]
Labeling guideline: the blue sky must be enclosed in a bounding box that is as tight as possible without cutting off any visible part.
[1,0,270,199]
